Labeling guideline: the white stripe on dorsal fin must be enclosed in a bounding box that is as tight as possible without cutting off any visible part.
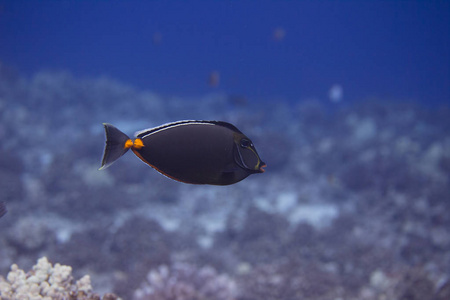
[134,120,240,138]
[134,120,210,138]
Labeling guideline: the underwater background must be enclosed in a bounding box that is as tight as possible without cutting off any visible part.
[0,1,449,299]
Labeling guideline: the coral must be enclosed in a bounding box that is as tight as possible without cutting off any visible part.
[1,65,450,300]
[354,267,446,300]
[110,217,174,298]
[7,217,56,253]
[214,206,291,265]
[133,263,236,300]
[237,259,344,300]
[0,149,24,203]
[0,257,120,300]
[49,216,176,299]
[394,268,435,300]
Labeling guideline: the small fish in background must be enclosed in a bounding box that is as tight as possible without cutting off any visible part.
[0,201,7,218]
[329,84,343,103]
[272,27,286,42]
[152,31,162,45]
[100,121,266,185]
[208,70,220,87]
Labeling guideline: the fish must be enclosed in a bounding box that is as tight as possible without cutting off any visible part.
[0,201,7,218]
[272,27,286,42]
[208,70,220,87]
[100,121,266,185]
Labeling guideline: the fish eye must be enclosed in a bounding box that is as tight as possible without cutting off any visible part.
[240,139,251,148]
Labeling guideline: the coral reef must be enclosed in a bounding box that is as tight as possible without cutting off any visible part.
[0,149,23,204]
[237,259,344,300]
[0,65,449,299]
[133,263,236,300]
[0,257,120,300]
[7,217,56,254]
[214,206,291,265]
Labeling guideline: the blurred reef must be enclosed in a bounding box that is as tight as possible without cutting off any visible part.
[0,62,449,299]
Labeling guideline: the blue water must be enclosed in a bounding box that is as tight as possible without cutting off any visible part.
[1,1,449,104]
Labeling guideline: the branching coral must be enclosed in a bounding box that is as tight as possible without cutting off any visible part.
[0,257,120,300]
[133,262,236,300]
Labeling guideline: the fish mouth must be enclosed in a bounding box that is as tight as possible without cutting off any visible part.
[259,163,267,173]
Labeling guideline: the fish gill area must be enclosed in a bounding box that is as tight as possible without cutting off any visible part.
[0,64,449,299]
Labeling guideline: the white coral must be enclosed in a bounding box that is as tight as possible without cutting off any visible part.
[134,263,237,300]
[76,275,93,293]
[0,257,94,299]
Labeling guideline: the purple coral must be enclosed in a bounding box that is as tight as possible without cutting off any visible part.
[133,263,236,300]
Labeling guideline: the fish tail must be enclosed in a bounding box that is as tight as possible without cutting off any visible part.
[99,123,133,170]
[0,201,7,218]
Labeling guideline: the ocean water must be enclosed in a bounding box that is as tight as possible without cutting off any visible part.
[0,2,449,299]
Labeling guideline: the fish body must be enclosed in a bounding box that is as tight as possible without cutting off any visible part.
[100,121,265,185]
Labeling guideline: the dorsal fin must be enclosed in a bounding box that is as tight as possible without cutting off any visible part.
[135,120,242,138]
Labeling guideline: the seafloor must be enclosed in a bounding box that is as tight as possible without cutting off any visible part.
[0,64,449,299]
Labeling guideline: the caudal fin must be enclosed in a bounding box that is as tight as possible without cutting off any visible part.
[99,123,132,170]
[0,202,7,218]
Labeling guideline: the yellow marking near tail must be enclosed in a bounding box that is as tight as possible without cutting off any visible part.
[124,139,134,149]
[133,138,144,149]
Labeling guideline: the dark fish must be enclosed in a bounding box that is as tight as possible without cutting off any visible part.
[0,202,7,218]
[100,121,266,185]
[208,70,220,87]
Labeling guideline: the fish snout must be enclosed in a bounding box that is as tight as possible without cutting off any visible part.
[259,162,267,173]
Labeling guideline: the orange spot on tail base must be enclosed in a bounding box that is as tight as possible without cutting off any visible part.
[133,138,144,149]
[124,139,134,149]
